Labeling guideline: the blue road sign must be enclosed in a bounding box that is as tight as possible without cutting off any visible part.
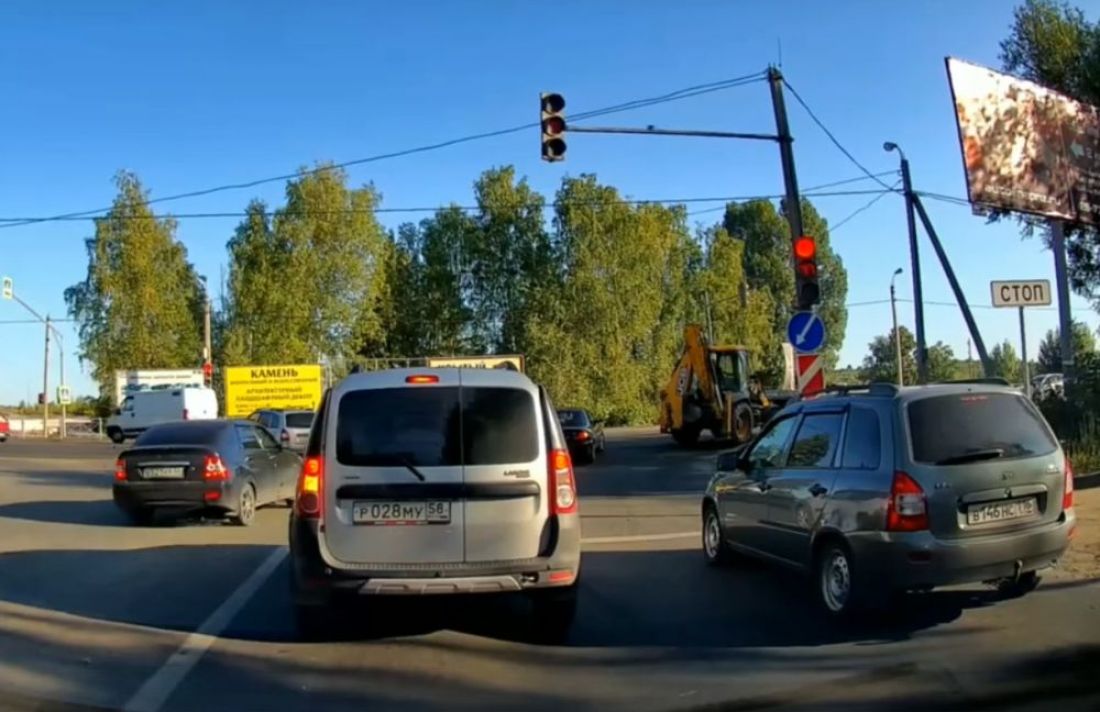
[787,311,826,353]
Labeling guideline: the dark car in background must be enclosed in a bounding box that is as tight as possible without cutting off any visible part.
[557,408,605,464]
[113,420,301,526]
[702,381,1075,617]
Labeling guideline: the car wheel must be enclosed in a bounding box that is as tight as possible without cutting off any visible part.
[530,586,577,644]
[816,542,860,616]
[702,504,735,566]
[231,483,257,526]
[997,571,1041,598]
[107,427,125,444]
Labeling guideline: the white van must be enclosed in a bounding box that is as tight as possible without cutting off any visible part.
[106,386,219,443]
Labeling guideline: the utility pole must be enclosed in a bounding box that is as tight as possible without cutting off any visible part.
[42,316,50,438]
[767,67,805,252]
[1050,219,1074,393]
[891,268,903,386]
[885,143,928,382]
[1019,306,1030,398]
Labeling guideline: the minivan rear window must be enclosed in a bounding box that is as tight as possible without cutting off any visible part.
[908,393,1057,465]
[285,412,314,429]
[335,386,538,467]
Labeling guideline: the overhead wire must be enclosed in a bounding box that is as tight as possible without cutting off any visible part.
[684,172,898,217]
[781,78,894,191]
[0,72,769,230]
[828,179,902,233]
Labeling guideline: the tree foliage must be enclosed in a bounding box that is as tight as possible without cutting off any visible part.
[220,165,389,369]
[860,326,916,384]
[990,340,1023,382]
[1037,320,1098,372]
[65,172,204,394]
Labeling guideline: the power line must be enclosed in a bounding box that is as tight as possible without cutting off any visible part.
[680,173,898,218]
[0,72,768,231]
[0,189,890,224]
[829,179,902,233]
[781,78,893,191]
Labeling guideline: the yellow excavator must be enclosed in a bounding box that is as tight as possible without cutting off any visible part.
[658,324,792,447]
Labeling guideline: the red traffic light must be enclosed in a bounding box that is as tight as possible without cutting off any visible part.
[542,116,565,136]
[793,236,816,260]
[202,362,213,379]
[797,261,818,278]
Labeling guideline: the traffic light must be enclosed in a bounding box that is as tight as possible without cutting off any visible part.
[540,93,566,162]
[1,276,12,300]
[202,361,213,386]
[793,235,820,309]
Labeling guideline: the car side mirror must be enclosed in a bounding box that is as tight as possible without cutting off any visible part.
[717,451,741,472]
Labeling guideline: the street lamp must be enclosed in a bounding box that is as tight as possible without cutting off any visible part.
[884,141,928,384]
[891,268,904,386]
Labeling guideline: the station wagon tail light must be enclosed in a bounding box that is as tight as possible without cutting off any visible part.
[203,454,229,481]
[280,429,291,443]
[575,431,591,442]
[886,471,928,532]
[406,374,439,385]
[1064,456,1075,511]
[114,459,126,482]
[549,448,577,515]
[297,455,323,518]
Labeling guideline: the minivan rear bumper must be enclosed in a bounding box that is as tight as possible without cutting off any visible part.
[847,511,1075,590]
[288,514,582,606]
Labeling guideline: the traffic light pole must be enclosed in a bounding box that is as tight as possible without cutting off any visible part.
[767,67,805,248]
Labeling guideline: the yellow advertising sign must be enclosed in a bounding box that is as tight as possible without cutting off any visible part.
[425,355,525,373]
[224,364,323,418]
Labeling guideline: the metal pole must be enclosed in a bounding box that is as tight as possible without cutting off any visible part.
[767,67,805,251]
[203,292,213,372]
[1049,219,1074,393]
[1019,306,1030,398]
[59,334,66,439]
[891,272,903,386]
[912,194,992,375]
[900,158,928,382]
[42,316,50,438]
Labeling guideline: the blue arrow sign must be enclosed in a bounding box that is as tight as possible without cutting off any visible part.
[787,311,826,353]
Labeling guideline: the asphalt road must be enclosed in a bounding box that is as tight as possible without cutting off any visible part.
[0,431,1098,711]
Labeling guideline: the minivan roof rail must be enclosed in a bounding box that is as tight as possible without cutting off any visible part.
[935,377,1012,386]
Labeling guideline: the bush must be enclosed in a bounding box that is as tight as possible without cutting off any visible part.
[1037,352,1100,475]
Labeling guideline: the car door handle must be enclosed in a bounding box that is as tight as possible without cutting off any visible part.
[756,481,771,492]
[809,483,828,497]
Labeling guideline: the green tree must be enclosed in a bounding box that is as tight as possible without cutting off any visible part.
[861,326,917,384]
[999,0,1100,297]
[990,340,1023,383]
[1037,320,1097,372]
[721,198,848,373]
[65,172,204,394]
[524,175,694,423]
[927,341,960,382]
[221,165,389,371]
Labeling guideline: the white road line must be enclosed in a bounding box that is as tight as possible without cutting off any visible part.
[582,531,697,544]
[123,547,287,712]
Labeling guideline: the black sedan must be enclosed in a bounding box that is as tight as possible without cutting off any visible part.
[557,408,606,465]
[112,420,302,526]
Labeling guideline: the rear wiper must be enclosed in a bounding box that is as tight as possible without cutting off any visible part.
[363,454,426,481]
[935,448,1005,466]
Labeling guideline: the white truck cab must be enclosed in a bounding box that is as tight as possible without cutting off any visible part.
[106,386,218,443]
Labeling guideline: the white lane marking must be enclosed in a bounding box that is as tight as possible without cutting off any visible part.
[123,547,287,712]
[582,531,697,544]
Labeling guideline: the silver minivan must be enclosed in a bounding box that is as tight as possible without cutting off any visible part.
[702,381,1075,616]
[289,368,582,639]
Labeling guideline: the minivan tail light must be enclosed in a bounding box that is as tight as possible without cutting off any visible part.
[886,471,928,532]
[1064,455,1075,511]
[549,448,577,515]
[297,455,323,518]
[280,429,291,443]
[203,454,229,481]
[182,408,190,421]
[114,459,126,482]
[406,374,439,384]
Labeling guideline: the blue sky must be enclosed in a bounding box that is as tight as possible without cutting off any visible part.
[1,0,1098,404]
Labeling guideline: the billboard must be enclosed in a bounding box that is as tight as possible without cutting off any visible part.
[114,368,204,405]
[224,364,324,418]
[946,57,1100,224]
[425,354,526,373]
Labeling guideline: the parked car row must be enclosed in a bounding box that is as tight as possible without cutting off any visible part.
[701,379,1076,617]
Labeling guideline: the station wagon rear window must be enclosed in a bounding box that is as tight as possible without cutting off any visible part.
[908,393,1057,465]
[336,386,538,467]
[285,412,314,429]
